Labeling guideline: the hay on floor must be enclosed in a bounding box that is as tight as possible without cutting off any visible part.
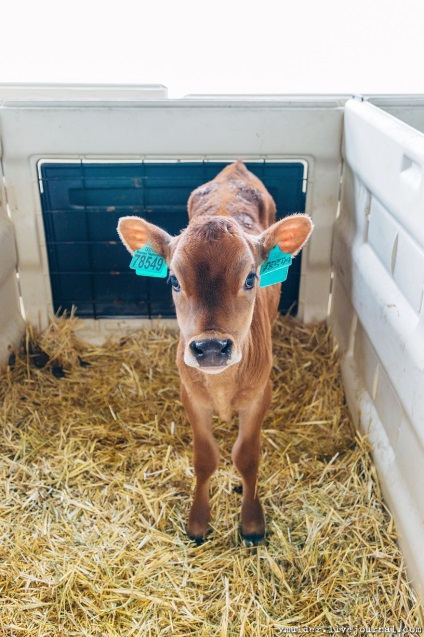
[0,313,422,635]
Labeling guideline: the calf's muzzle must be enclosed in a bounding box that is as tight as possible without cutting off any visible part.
[189,338,233,367]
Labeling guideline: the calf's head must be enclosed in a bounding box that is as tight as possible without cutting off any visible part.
[118,213,312,373]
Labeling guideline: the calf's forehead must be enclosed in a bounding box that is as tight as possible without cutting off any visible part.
[170,220,256,286]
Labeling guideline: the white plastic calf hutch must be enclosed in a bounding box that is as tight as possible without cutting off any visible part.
[0,86,423,596]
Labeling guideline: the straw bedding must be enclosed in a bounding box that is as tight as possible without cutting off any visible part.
[0,314,422,635]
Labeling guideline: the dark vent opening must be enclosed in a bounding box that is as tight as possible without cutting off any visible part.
[39,161,307,319]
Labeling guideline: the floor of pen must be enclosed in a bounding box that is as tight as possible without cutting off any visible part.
[0,313,422,635]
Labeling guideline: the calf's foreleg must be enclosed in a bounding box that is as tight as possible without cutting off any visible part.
[232,379,272,543]
[180,383,220,542]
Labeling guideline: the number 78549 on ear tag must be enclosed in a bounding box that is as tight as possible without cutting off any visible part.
[129,245,168,278]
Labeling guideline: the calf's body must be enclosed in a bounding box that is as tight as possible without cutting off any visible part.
[118,161,313,543]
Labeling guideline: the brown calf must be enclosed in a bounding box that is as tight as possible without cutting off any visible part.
[118,161,313,544]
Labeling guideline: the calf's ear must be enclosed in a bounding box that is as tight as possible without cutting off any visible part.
[117,216,173,258]
[258,214,313,260]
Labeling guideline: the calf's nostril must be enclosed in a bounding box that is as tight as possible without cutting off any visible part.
[189,341,204,356]
[221,339,233,355]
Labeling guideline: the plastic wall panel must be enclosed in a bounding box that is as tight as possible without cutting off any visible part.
[0,95,344,334]
[374,363,403,451]
[367,197,398,274]
[369,97,424,135]
[393,229,424,314]
[0,171,25,363]
[352,320,379,404]
[344,99,424,248]
[331,98,424,596]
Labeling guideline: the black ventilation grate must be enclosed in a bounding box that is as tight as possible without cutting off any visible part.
[39,161,307,318]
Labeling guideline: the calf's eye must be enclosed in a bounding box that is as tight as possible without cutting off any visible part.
[244,272,257,290]
[168,274,181,292]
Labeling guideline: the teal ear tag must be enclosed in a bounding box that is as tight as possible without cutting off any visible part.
[259,245,292,288]
[129,245,168,278]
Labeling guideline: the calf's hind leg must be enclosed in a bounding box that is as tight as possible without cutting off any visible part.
[180,384,220,542]
[232,380,272,543]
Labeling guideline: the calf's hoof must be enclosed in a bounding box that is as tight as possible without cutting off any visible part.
[186,522,211,545]
[187,530,211,546]
[240,530,267,547]
[186,511,210,545]
[240,499,265,545]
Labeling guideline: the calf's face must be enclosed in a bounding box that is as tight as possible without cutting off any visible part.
[168,216,259,373]
[118,213,312,374]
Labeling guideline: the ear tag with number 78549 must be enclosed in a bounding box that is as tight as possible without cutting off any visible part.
[129,245,168,278]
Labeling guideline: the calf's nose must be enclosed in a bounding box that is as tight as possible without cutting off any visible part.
[189,338,233,366]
